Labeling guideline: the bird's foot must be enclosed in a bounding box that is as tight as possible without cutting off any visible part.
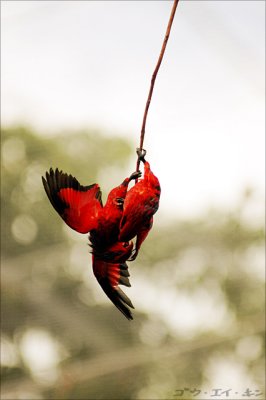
[136,148,147,162]
[129,170,142,181]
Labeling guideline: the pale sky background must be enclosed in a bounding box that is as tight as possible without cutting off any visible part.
[1,0,265,220]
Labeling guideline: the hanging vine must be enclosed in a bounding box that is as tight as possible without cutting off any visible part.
[136,0,179,179]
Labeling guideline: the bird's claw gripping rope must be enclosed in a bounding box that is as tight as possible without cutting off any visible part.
[135,148,147,184]
[136,148,147,162]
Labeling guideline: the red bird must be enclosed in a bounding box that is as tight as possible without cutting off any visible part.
[119,149,161,260]
[42,149,160,320]
[42,168,140,320]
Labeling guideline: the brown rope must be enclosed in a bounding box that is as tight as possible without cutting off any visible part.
[136,0,180,178]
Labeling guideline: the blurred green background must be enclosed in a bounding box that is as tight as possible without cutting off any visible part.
[1,126,265,400]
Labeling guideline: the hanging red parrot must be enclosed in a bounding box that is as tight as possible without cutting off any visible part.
[42,149,160,320]
[42,168,140,320]
[119,148,161,260]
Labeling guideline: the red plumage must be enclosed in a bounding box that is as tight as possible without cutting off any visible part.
[119,153,161,260]
[42,150,160,320]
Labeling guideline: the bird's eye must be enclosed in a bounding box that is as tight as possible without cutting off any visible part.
[115,197,124,207]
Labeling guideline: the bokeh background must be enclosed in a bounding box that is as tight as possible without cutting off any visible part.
[1,1,265,399]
